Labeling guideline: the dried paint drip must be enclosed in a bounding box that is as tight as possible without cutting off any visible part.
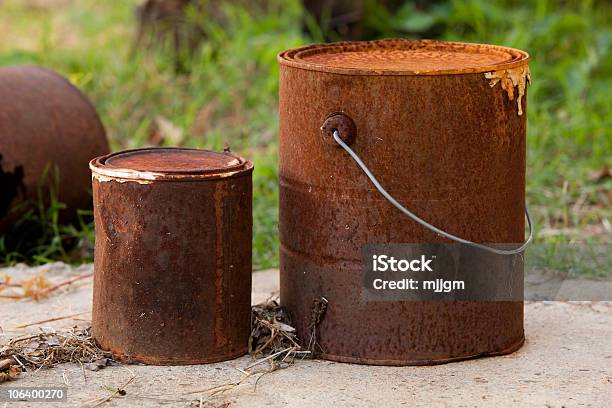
[484,66,531,115]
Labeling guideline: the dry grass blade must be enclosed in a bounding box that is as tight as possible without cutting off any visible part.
[183,369,253,408]
[87,374,135,408]
[244,347,292,370]
[0,272,93,301]
[37,272,93,298]
[15,311,90,328]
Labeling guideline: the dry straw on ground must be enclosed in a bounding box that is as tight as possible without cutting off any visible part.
[248,299,311,370]
[0,271,92,300]
[0,326,112,382]
[188,297,331,404]
[0,297,329,408]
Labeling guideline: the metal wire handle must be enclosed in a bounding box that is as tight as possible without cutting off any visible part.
[332,130,534,255]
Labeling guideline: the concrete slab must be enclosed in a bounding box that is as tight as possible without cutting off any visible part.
[1,263,611,407]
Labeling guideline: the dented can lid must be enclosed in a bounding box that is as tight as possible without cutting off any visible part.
[278,39,529,76]
[90,147,253,181]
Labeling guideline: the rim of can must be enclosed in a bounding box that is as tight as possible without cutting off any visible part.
[90,147,254,182]
[278,39,529,76]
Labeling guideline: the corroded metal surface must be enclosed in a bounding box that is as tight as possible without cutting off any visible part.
[0,65,109,231]
[321,113,356,146]
[90,148,253,365]
[278,39,529,365]
[280,39,529,75]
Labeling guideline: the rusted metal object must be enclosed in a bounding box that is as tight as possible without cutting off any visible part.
[278,39,530,365]
[0,65,109,232]
[90,147,253,365]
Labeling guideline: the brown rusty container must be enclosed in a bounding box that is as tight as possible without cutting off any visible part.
[278,39,531,365]
[0,65,109,231]
[90,147,253,365]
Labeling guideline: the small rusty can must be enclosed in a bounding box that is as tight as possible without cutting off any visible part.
[90,147,253,365]
[278,40,531,365]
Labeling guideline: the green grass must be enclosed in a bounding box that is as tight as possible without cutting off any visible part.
[526,243,611,278]
[0,0,609,269]
[0,166,95,264]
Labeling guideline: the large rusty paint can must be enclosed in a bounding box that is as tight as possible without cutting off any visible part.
[0,65,109,231]
[278,40,531,365]
[90,148,253,364]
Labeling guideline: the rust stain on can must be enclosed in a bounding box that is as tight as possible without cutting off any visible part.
[214,182,228,349]
[0,65,109,231]
[90,147,253,365]
[278,39,530,365]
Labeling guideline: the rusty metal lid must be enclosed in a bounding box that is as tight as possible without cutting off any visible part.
[90,147,253,181]
[278,39,529,76]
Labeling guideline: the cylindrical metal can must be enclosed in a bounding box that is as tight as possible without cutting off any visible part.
[0,65,109,231]
[278,40,530,365]
[90,147,253,365]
